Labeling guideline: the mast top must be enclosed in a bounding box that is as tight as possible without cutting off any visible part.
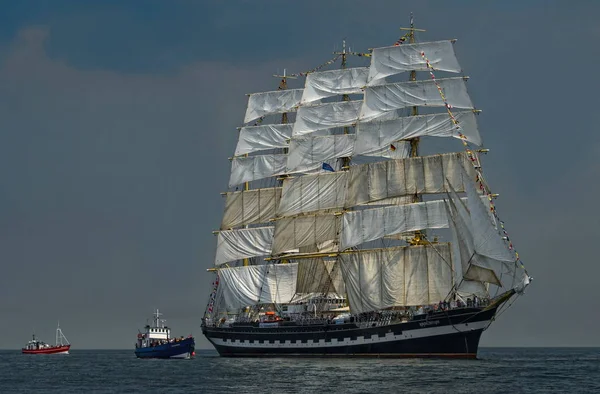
[333,39,348,56]
[273,69,297,80]
[399,13,426,43]
[153,309,163,327]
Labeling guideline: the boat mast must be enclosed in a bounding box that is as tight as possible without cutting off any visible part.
[154,309,162,328]
[56,321,69,346]
[334,40,351,168]
[273,69,295,127]
[400,13,426,158]
[400,14,429,245]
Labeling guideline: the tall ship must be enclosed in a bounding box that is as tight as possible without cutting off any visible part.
[135,309,195,359]
[22,323,70,355]
[202,16,532,358]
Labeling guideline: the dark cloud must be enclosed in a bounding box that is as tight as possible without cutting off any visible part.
[0,1,598,348]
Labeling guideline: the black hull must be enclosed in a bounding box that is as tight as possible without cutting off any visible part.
[202,307,496,358]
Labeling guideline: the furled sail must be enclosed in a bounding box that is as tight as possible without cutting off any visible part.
[360,77,473,119]
[218,263,298,310]
[340,244,453,314]
[293,101,362,136]
[355,110,482,154]
[301,67,369,104]
[214,226,274,266]
[367,40,461,84]
[340,199,452,250]
[221,187,282,229]
[244,88,304,124]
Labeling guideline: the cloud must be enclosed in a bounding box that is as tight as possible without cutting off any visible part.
[0,26,280,348]
[2,0,600,350]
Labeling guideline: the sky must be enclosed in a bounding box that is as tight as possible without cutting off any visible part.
[1,0,599,349]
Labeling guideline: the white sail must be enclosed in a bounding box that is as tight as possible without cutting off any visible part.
[367,40,461,84]
[235,124,333,156]
[340,244,453,314]
[277,152,472,217]
[360,77,474,119]
[465,176,516,263]
[229,154,323,187]
[277,172,347,218]
[295,258,345,295]
[244,88,303,124]
[444,196,479,276]
[457,280,488,300]
[360,141,411,160]
[272,213,340,255]
[287,134,355,171]
[355,111,482,154]
[444,183,510,287]
[214,226,274,266]
[235,124,293,156]
[301,67,369,104]
[219,263,298,310]
[221,187,282,229]
[288,134,413,172]
[229,154,287,187]
[361,195,415,206]
[340,199,452,250]
[346,152,475,207]
[293,101,362,136]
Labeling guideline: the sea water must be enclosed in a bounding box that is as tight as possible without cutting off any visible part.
[1,348,599,393]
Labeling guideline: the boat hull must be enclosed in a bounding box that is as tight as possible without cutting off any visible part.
[22,345,70,355]
[203,307,495,358]
[134,337,195,359]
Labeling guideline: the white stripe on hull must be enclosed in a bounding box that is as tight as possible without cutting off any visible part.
[208,320,489,349]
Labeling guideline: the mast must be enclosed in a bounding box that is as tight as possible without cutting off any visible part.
[400,13,429,245]
[334,40,351,169]
[154,309,162,328]
[56,321,69,346]
[399,13,426,158]
[273,69,296,126]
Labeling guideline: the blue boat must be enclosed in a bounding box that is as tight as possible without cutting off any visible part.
[134,309,195,359]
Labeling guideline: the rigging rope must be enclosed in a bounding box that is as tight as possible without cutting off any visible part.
[288,54,342,77]
[420,51,528,276]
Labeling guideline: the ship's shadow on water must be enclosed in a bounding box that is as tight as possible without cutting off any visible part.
[2,348,599,393]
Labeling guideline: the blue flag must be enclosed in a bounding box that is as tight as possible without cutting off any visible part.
[322,163,335,172]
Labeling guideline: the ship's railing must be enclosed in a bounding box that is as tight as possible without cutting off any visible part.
[202,297,491,329]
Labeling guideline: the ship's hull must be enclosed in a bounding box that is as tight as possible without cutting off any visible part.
[22,345,70,355]
[134,337,195,359]
[203,307,496,358]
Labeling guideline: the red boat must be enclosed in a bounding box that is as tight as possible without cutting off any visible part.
[22,323,71,355]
